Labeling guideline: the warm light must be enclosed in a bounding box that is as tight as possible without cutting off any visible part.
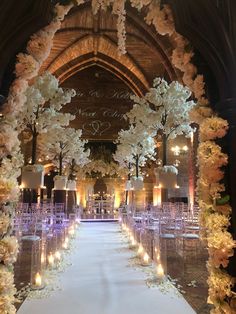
[48,253,54,267]
[156,263,165,280]
[137,244,144,256]
[35,272,42,287]
[130,236,136,247]
[142,252,151,266]
[175,184,180,189]
[19,184,25,189]
[153,186,162,205]
[54,251,61,263]
[69,227,75,237]
[171,145,180,156]
[62,241,68,249]
[182,145,188,152]
[154,247,160,261]
[41,253,45,264]
[174,159,180,167]
[114,190,121,209]
[62,237,69,249]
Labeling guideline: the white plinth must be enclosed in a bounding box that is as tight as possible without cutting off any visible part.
[54,176,67,190]
[67,180,77,191]
[157,171,177,189]
[132,177,144,191]
[21,165,44,189]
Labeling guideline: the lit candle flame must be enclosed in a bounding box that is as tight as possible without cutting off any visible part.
[62,241,68,249]
[54,251,61,261]
[137,244,143,256]
[156,263,164,279]
[48,253,54,266]
[69,227,75,236]
[35,272,42,287]
[41,253,45,264]
[130,236,136,246]
[143,252,150,265]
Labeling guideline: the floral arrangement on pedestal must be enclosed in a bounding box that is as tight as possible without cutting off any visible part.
[114,124,156,190]
[40,127,90,178]
[19,72,76,165]
[126,77,196,198]
[0,0,233,312]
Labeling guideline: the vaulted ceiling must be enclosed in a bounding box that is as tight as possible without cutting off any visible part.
[37,3,180,141]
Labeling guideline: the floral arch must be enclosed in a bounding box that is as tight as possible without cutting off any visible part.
[0,1,234,313]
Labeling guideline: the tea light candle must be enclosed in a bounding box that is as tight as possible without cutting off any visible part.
[48,252,54,268]
[31,271,45,290]
[35,272,42,287]
[41,252,45,264]
[129,235,136,248]
[69,227,75,237]
[142,252,151,266]
[156,263,165,281]
[54,251,61,264]
[154,247,161,262]
[137,244,144,256]
[62,241,68,249]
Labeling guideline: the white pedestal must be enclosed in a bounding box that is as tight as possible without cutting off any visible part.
[131,177,144,191]
[67,180,77,191]
[54,176,67,190]
[156,170,177,189]
[21,165,44,189]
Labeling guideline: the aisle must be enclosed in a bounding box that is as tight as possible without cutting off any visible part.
[18,223,196,314]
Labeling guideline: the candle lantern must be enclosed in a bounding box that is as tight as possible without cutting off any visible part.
[141,252,151,266]
[156,263,165,282]
[30,238,46,290]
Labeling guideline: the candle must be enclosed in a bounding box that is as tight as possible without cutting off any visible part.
[69,227,75,237]
[62,241,68,249]
[142,252,151,266]
[129,235,136,248]
[137,244,143,256]
[156,263,165,280]
[35,272,42,287]
[154,247,160,262]
[54,251,61,262]
[48,252,54,267]
[41,252,45,264]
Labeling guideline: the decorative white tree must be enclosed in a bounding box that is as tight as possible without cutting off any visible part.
[114,124,156,179]
[19,72,76,164]
[41,127,90,176]
[126,78,196,168]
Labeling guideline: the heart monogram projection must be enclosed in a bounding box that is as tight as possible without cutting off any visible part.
[83,120,111,135]
[61,66,133,140]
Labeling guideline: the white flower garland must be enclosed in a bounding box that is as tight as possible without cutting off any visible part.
[0,1,233,312]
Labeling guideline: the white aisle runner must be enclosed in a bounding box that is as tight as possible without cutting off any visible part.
[18,222,196,314]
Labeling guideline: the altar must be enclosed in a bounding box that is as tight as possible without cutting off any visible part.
[86,194,115,216]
